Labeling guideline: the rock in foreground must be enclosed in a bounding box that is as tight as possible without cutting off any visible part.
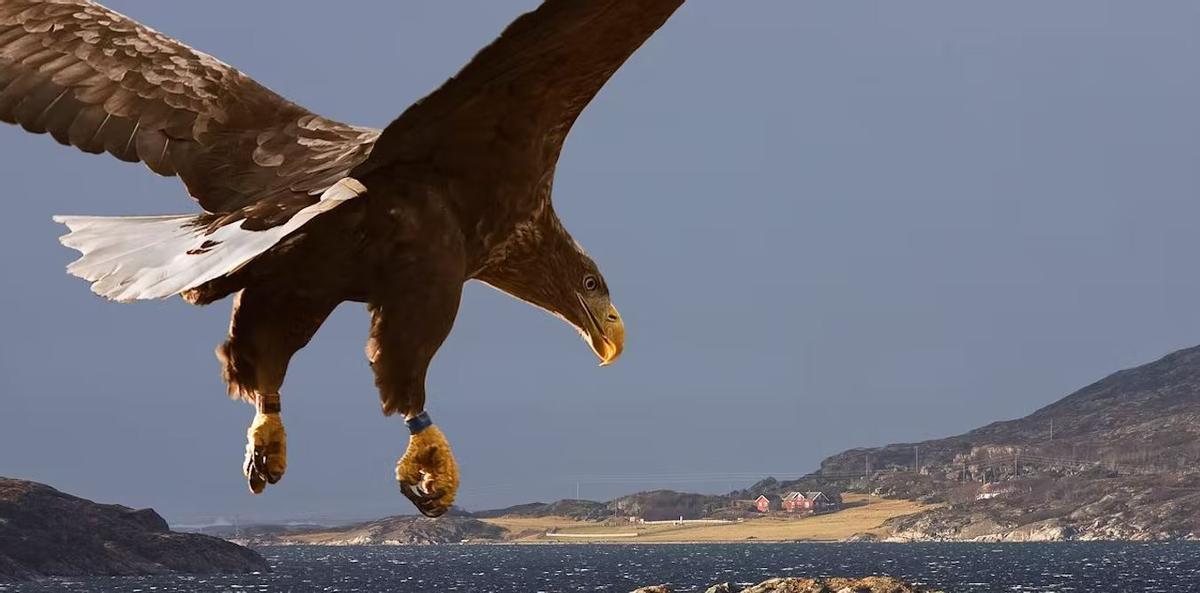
[0,477,268,582]
[634,576,933,593]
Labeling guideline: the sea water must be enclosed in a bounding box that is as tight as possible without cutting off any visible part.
[3,542,1198,593]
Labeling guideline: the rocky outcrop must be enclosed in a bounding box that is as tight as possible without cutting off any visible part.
[881,472,1200,542]
[256,515,505,545]
[844,532,881,542]
[633,577,933,593]
[0,478,267,582]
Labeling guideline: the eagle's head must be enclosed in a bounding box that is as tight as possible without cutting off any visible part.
[569,260,625,366]
[476,214,625,366]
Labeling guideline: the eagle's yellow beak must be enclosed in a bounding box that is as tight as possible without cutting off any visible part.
[578,295,625,366]
[594,303,624,366]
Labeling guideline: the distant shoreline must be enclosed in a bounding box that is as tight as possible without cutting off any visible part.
[243,538,1200,546]
[220,494,934,546]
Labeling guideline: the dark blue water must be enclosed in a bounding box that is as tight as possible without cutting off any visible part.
[3,542,1198,593]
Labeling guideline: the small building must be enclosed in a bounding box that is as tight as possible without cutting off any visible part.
[975,483,1015,501]
[781,491,838,513]
[781,491,806,512]
[754,494,782,512]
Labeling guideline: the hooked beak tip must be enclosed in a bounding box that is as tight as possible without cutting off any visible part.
[595,306,624,366]
[578,294,624,366]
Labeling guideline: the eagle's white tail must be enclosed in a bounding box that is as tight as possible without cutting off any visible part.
[54,177,366,303]
[54,214,213,302]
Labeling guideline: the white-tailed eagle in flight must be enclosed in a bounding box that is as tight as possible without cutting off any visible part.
[0,0,683,516]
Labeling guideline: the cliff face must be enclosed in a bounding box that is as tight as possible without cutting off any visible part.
[0,478,267,582]
[814,345,1200,541]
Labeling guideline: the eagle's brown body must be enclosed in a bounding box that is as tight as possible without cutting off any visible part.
[0,0,684,516]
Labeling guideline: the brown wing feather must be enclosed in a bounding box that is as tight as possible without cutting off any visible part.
[360,0,684,188]
[0,0,377,218]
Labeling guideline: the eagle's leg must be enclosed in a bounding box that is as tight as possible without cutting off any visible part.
[244,393,285,494]
[218,288,338,494]
[366,248,464,517]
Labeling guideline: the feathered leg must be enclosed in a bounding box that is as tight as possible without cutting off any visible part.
[366,247,464,517]
[218,288,339,494]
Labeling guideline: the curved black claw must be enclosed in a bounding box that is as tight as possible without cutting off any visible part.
[400,481,448,517]
[245,448,268,494]
[245,444,283,493]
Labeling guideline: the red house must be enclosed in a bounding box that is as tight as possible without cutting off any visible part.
[782,491,837,513]
[754,494,782,512]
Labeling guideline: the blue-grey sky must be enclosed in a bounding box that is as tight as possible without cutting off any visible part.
[3,1,1200,524]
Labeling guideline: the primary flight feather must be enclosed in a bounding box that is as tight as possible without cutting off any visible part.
[0,0,683,516]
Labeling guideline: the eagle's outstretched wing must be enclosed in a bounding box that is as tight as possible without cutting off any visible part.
[3,0,682,302]
[0,0,377,222]
[359,0,684,199]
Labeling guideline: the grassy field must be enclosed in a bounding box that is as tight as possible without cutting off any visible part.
[479,494,933,543]
[478,516,596,541]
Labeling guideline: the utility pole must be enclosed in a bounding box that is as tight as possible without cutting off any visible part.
[576,482,580,500]
[1050,419,1054,441]
[914,446,920,474]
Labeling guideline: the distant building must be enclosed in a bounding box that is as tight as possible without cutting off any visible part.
[754,494,782,512]
[975,483,1015,501]
[781,491,838,514]
[781,491,806,512]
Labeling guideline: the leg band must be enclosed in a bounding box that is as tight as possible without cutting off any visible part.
[405,411,433,434]
[256,393,281,415]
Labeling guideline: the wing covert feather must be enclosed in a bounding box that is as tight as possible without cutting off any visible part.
[0,0,377,216]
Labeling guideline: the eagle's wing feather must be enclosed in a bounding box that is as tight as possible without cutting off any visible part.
[54,178,366,302]
[0,0,378,216]
[361,0,683,187]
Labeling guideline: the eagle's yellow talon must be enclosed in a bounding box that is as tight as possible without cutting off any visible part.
[396,425,459,517]
[244,411,287,494]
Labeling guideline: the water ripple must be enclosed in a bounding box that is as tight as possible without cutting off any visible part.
[1,542,1198,593]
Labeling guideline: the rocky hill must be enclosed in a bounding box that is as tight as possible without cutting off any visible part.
[475,490,735,522]
[816,345,1200,541]
[241,514,505,545]
[604,490,733,521]
[882,471,1200,541]
[472,498,610,520]
[0,478,267,582]
[823,345,1200,476]
[731,477,845,505]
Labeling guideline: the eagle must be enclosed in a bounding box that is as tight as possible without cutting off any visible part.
[0,0,684,517]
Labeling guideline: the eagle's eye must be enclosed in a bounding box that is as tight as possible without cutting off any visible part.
[583,275,599,292]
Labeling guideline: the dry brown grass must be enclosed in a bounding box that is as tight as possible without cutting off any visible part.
[486,494,933,542]
[478,516,598,541]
